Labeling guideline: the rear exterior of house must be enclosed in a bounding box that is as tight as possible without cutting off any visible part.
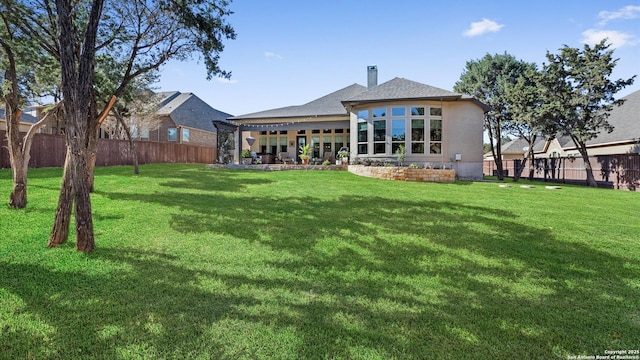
[230,67,488,180]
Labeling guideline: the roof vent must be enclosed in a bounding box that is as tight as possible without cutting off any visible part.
[367,65,378,89]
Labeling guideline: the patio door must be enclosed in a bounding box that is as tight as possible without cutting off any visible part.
[296,136,306,163]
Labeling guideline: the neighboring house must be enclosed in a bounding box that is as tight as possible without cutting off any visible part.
[487,89,640,161]
[230,66,488,180]
[0,108,41,132]
[152,91,233,147]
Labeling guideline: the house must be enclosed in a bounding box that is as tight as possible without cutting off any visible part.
[0,108,41,132]
[488,89,640,161]
[230,66,488,180]
[151,91,233,147]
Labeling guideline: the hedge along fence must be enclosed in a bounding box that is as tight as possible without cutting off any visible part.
[349,165,456,183]
[0,131,217,169]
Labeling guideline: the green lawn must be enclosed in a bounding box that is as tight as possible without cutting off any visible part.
[1,164,638,359]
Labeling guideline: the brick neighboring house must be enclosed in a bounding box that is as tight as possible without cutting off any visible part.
[151,91,233,147]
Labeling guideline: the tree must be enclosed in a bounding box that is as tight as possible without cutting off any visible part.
[454,53,531,180]
[47,0,235,251]
[504,64,555,181]
[539,40,635,187]
[0,0,60,208]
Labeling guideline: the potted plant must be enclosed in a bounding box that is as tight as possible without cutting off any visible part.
[241,149,253,165]
[299,144,310,165]
[337,149,349,165]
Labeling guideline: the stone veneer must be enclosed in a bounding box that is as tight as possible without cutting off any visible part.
[348,165,456,183]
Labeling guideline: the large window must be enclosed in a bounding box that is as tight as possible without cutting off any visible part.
[430,119,442,154]
[168,127,178,142]
[357,110,368,155]
[269,137,277,154]
[279,137,287,153]
[259,137,267,153]
[373,120,386,154]
[323,136,332,157]
[411,119,425,154]
[182,128,190,143]
[334,135,344,156]
[354,105,443,156]
[391,119,405,154]
[311,136,320,158]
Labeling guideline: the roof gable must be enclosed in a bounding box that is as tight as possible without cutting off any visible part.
[156,92,233,132]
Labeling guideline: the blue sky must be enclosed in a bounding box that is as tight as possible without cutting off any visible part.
[157,0,640,117]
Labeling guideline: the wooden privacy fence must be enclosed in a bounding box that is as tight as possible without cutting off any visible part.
[1,131,217,169]
[483,154,640,191]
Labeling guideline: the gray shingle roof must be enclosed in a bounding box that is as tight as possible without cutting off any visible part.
[156,92,233,132]
[0,108,39,123]
[230,84,367,120]
[344,77,459,103]
[586,89,640,146]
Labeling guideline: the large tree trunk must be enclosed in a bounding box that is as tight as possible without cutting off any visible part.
[48,148,74,247]
[573,138,598,187]
[6,104,27,208]
[52,0,104,252]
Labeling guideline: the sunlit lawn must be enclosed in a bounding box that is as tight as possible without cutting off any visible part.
[0,164,638,359]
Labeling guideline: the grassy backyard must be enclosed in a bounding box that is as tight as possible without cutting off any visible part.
[0,164,638,359]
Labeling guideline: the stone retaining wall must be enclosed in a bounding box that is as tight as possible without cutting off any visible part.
[348,165,456,183]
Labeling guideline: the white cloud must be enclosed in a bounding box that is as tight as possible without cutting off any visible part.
[264,51,283,60]
[598,5,640,25]
[463,18,504,37]
[217,77,238,84]
[580,29,636,48]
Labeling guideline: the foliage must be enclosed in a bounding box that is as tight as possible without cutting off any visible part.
[322,160,331,166]
[395,144,406,166]
[408,163,421,169]
[454,53,532,180]
[538,40,635,186]
[298,144,310,160]
[241,149,252,158]
[0,164,638,358]
[337,149,349,160]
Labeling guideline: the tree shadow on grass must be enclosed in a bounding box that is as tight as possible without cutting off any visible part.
[90,188,640,358]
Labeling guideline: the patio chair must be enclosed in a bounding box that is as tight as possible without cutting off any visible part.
[278,152,295,164]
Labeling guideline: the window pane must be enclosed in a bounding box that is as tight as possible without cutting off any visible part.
[391,107,405,117]
[392,143,403,154]
[430,120,442,141]
[412,143,424,154]
[182,128,190,142]
[280,130,288,134]
[374,143,386,154]
[269,130,277,135]
[411,119,424,141]
[357,110,368,120]
[430,142,442,154]
[430,107,442,116]
[392,119,405,142]
[411,107,425,116]
[373,120,386,141]
[358,144,367,154]
[358,122,368,142]
[280,137,287,146]
[372,108,386,118]
[270,137,277,146]
[168,128,177,141]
